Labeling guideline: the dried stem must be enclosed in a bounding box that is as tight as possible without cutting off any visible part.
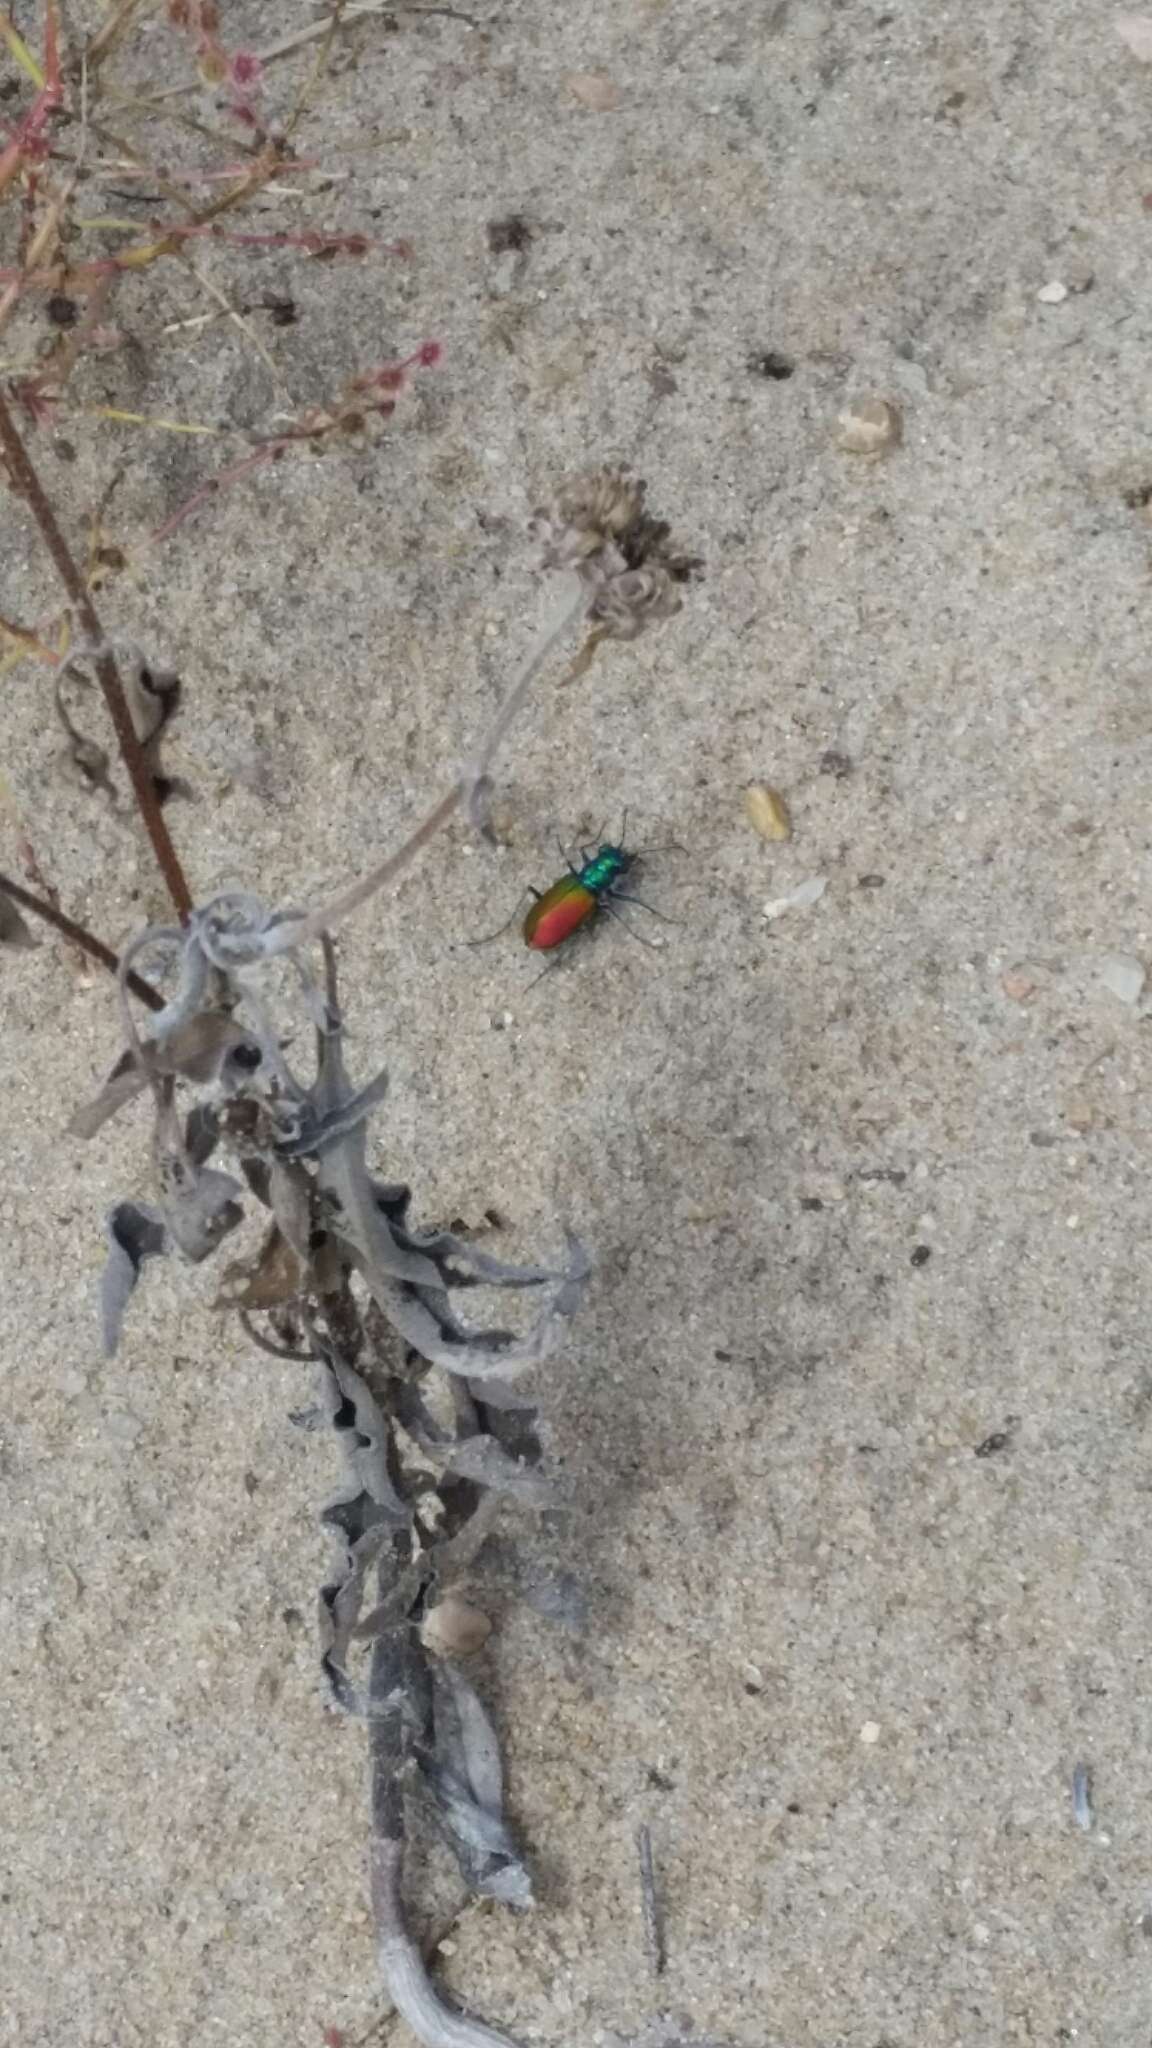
[368,1622,522,2048]
[0,390,193,919]
[266,576,589,955]
[0,867,164,1007]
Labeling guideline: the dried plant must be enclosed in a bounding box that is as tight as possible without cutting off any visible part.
[2,338,693,2043]
[1,13,700,2042]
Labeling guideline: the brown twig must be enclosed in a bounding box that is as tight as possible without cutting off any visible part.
[0,867,165,1008]
[0,388,194,918]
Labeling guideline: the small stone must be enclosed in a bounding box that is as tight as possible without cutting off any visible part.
[744,781,793,843]
[859,1720,882,1744]
[1001,965,1039,1002]
[1097,952,1146,1006]
[835,397,902,457]
[567,70,620,110]
[1037,280,1069,304]
[762,875,826,921]
[421,1594,492,1658]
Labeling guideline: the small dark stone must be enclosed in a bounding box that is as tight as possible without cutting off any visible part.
[749,350,795,381]
[281,1606,304,1630]
[974,1430,1010,1458]
[858,873,886,889]
[820,749,854,779]
[714,1348,734,1361]
[785,1800,803,1813]
[744,1680,763,1697]
[647,1767,675,1792]
[53,438,78,463]
[487,213,532,254]
[799,1196,824,1211]
[46,294,79,328]
[910,1244,932,1267]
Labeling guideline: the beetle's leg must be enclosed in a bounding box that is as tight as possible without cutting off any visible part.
[465,887,538,947]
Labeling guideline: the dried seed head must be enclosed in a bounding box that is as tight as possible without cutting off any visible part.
[536,468,699,642]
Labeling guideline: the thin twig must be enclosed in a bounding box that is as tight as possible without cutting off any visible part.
[265,577,588,954]
[636,1822,665,1977]
[0,390,194,918]
[0,867,165,1008]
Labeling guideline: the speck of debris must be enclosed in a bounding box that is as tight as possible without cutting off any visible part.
[281,1606,304,1630]
[647,1767,675,1791]
[486,214,533,254]
[243,1469,260,1495]
[749,350,795,380]
[799,1196,824,1211]
[260,294,298,327]
[714,1348,734,1361]
[819,749,854,779]
[785,1800,803,1813]
[974,1430,1010,1458]
[46,294,79,327]
[858,873,886,888]
[744,1679,763,1697]
[910,1244,932,1266]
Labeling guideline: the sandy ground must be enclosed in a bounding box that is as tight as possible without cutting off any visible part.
[3,3,1152,2044]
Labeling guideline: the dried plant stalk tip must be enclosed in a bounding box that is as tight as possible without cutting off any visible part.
[536,468,700,645]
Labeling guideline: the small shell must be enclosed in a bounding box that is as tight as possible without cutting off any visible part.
[744,781,793,843]
[835,397,903,457]
[421,1594,493,1659]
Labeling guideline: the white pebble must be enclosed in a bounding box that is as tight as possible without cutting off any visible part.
[1037,280,1069,304]
[763,876,826,921]
[859,1720,881,1745]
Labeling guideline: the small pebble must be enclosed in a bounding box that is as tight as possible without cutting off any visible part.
[744,781,793,843]
[1097,952,1146,1006]
[420,1594,492,1658]
[567,70,620,109]
[1037,280,1069,304]
[859,1721,882,1745]
[763,875,826,921]
[1001,965,1039,1002]
[835,397,902,457]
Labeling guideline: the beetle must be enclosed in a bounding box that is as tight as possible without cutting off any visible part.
[468,825,673,959]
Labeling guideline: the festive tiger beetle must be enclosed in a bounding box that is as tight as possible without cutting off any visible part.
[469,821,677,959]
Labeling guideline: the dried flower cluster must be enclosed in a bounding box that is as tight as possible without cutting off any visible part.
[536,469,699,643]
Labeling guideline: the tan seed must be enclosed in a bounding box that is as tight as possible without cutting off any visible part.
[744,781,793,843]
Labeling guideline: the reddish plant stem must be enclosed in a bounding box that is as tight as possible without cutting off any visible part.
[0,868,164,1009]
[0,389,193,919]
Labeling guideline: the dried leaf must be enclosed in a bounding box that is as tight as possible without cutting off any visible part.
[424,1664,533,1905]
[0,888,36,948]
[217,1223,302,1308]
[101,1200,167,1356]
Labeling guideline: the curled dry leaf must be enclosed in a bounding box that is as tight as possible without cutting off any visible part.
[744,782,793,843]
[102,1200,167,1357]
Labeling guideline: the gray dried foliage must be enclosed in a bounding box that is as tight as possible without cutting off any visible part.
[79,911,587,2048]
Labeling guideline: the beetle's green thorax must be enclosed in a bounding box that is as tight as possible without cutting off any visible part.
[578,843,633,895]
